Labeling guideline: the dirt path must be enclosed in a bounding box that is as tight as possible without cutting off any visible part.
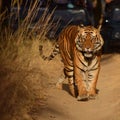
[31,54,120,120]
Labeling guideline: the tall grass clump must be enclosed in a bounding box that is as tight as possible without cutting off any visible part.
[0,0,55,119]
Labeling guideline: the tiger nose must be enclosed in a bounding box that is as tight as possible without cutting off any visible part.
[85,48,92,52]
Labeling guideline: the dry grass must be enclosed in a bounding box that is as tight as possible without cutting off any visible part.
[0,1,56,120]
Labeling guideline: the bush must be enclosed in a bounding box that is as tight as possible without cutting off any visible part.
[0,0,54,119]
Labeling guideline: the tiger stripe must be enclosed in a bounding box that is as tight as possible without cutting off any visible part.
[39,25,104,101]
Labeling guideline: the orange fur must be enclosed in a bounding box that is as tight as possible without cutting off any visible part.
[40,25,104,101]
[57,25,104,100]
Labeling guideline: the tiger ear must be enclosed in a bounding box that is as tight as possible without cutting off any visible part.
[77,26,81,31]
[77,25,83,32]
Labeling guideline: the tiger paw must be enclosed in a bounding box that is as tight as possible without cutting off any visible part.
[88,89,97,100]
[77,85,88,97]
[77,95,88,101]
[88,94,96,100]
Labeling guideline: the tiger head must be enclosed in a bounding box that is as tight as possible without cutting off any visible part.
[75,26,104,58]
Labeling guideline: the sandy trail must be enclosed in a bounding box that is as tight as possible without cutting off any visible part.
[31,54,120,120]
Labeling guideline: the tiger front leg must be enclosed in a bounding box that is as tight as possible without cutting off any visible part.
[87,67,100,99]
[68,77,77,97]
[64,67,77,97]
[74,67,88,101]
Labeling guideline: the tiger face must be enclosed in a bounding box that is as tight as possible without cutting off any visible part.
[75,26,104,58]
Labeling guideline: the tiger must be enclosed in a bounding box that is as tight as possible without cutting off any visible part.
[39,25,104,101]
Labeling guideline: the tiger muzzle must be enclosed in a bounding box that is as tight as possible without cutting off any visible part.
[84,48,93,58]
